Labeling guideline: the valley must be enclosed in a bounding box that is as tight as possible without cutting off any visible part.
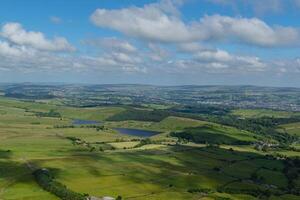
[0,84,299,200]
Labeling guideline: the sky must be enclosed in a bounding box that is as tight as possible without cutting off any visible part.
[0,0,300,87]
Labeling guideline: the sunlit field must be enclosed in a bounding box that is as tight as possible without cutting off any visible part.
[0,96,299,200]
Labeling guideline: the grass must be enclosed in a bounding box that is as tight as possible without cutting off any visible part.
[171,124,259,145]
[0,137,295,200]
[232,109,299,119]
[58,106,125,121]
[28,147,289,200]
[0,96,125,122]
[104,116,208,132]
[0,96,298,200]
[109,141,140,149]
[278,122,300,136]
[151,116,208,131]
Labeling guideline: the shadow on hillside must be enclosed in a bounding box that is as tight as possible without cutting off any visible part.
[0,149,12,159]
[0,150,63,188]
[62,145,289,199]
[172,125,252,145]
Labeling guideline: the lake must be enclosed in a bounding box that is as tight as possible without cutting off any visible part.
[72,119,101,125]
[114,128,160,137]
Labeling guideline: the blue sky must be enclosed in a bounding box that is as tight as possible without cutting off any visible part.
[0,0,300,86]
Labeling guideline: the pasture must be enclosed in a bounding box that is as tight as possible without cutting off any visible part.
[232,109,300,119]
[0,97,299,200]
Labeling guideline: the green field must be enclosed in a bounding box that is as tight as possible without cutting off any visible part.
[278,122,300,136]
[232,109,300,119]
[0,97,299,200]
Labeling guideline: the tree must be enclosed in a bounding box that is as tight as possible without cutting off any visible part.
[116,195,122,200]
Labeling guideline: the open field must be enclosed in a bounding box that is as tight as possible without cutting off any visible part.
[232,109,300,119]
[0,95,299,200]
[278,122,300,136]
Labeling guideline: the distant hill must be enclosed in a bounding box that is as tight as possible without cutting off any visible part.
[2,83,300,111]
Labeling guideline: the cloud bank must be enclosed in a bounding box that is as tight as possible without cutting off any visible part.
[91,3,300,47]
[0,0,300,86]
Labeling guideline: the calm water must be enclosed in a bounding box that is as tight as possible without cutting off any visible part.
[72,119,101,125]
[114,128,160,137]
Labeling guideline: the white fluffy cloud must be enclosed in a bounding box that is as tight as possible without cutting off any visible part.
[0,21,146,73]
[180,48,266,73]
[194,49,233,63]
[90,4,196,43]
[0,22,80,72]
[1,23,75,52]
[84,37,137,53]
[82,37,145,72]
[90,2,300,47]
[148,43,170,61]
[1,2,299,80]
[107,52,142,64]
[0,42,145,74]
[0,34,298,76]
[0,40,31,57]
[87,0,300,76]
[198,15,300,47]
[0,32,145,74]
[177,42,207,53]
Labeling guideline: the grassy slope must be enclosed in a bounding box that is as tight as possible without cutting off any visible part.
[172,123,260,145]
[278,122,300,136]
[104,116,207,131]
[232,109,300,119]
[58,106,125,121]
[151,116,208,131]
[0,96,125,121]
